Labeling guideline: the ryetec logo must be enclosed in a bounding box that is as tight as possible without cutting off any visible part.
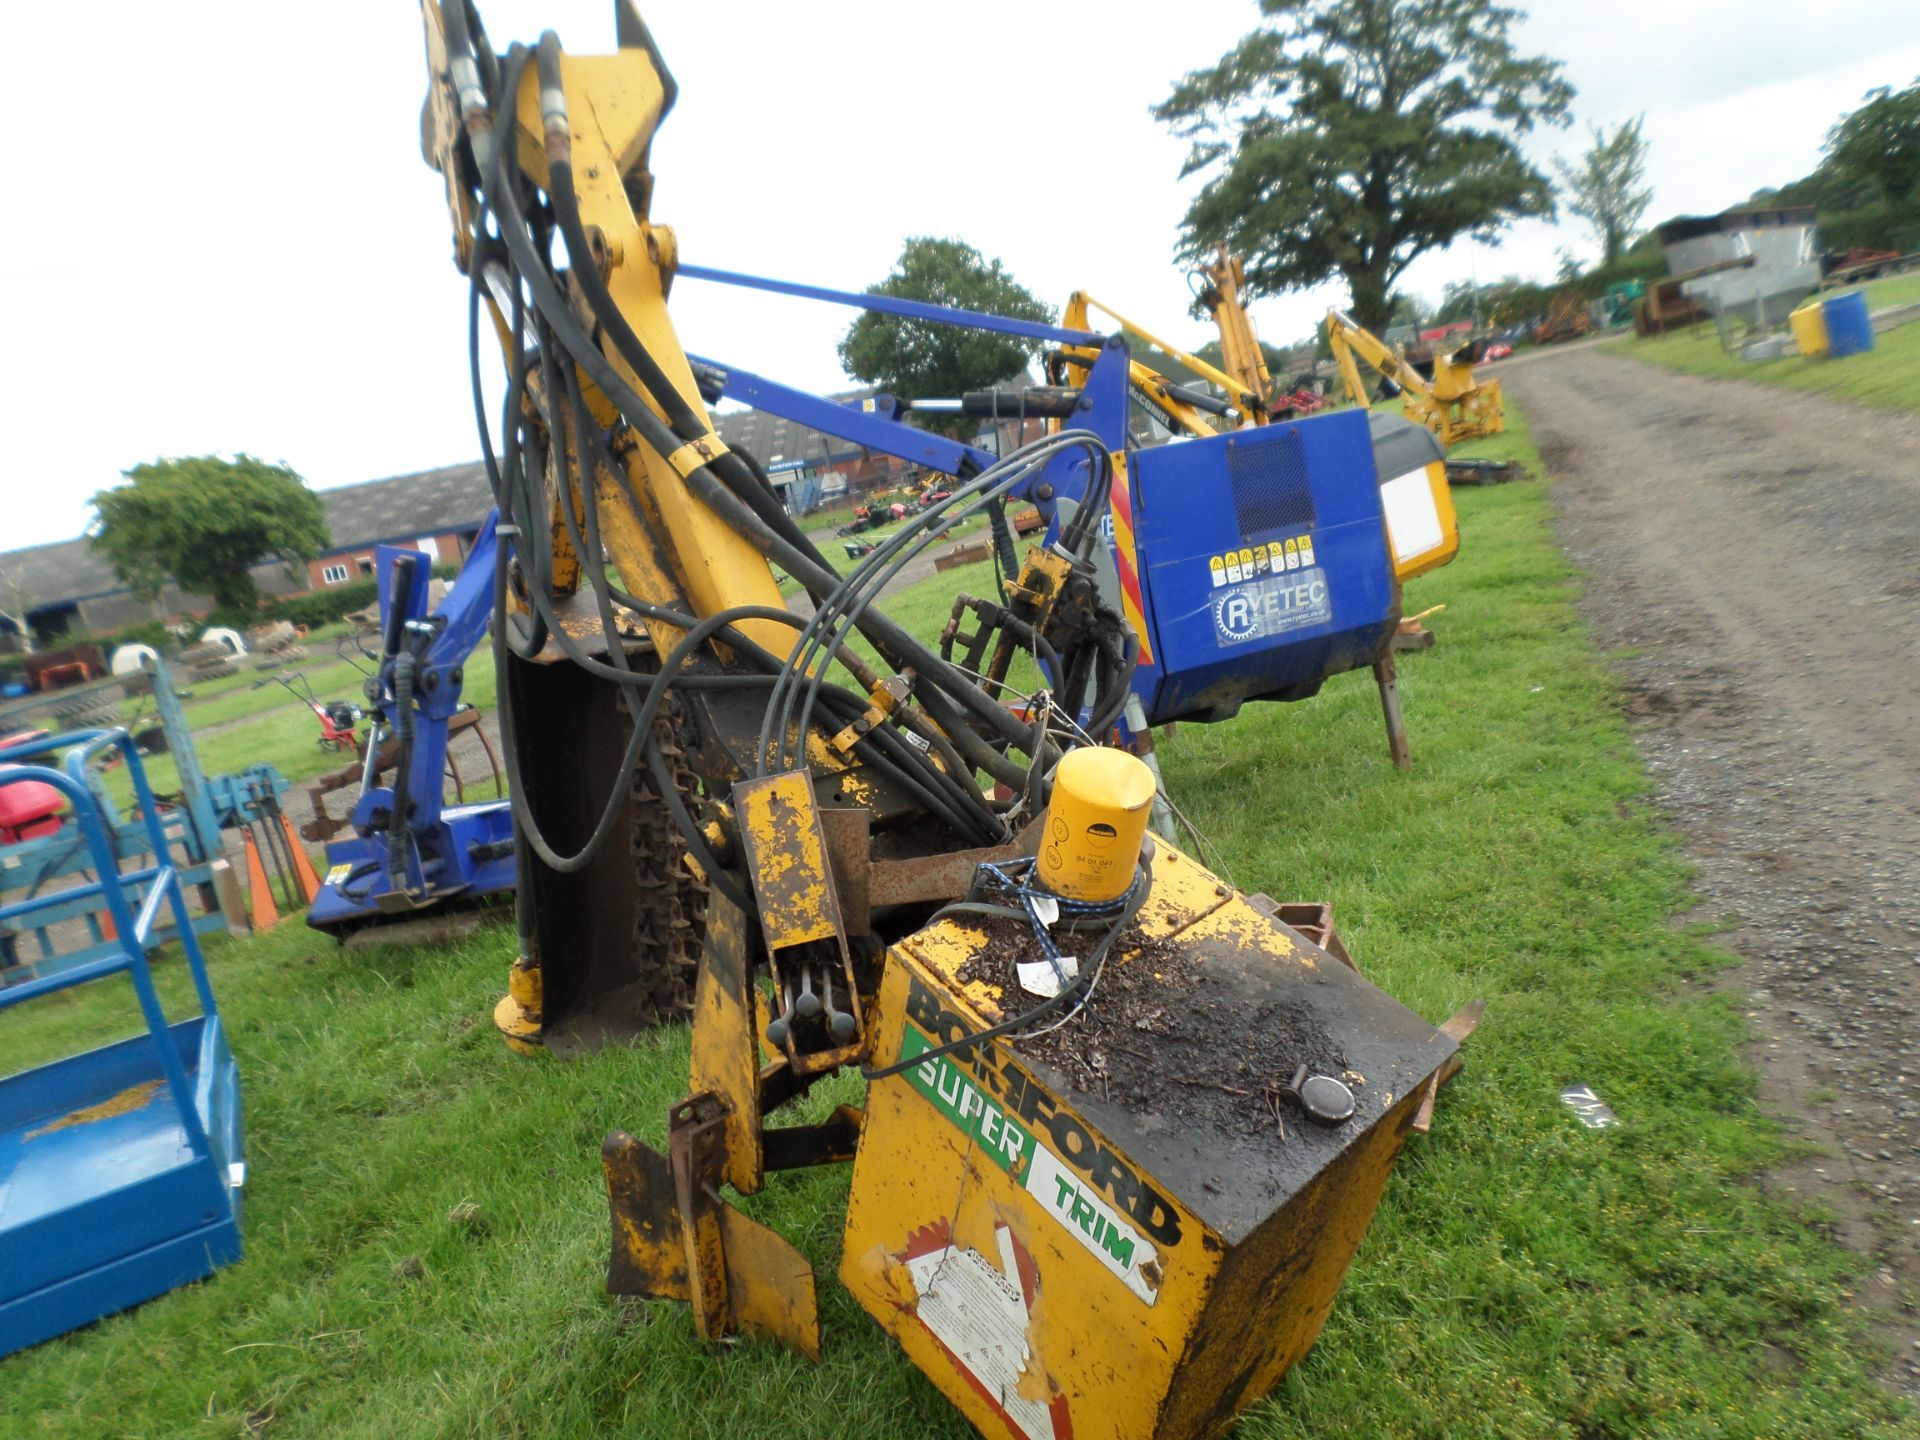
[1212,566,1331,645]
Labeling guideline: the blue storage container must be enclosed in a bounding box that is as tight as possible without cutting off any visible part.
[1822,291,1875,358]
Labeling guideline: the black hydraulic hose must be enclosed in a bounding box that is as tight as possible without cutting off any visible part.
[481,45,1037,853]
[534,34,841,585]
[477,73,1028,769]
[386,645,417,893]
[537,33,700,441]
[784,436,1090,766]
[488,252,548,659]
[485,515,746,910]
[764,432,1093,777]
[988,499,1018,577]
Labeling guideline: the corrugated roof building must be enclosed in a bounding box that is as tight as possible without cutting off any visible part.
[0,462,494,643]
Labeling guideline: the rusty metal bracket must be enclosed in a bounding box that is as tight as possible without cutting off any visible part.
[669,1094,732,1338]
[604,1101,823,1358]
[1411,1000,1486,1134]
[761,1104,864,1172]
[1247,894,1360,974]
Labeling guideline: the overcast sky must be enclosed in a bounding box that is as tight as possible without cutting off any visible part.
[3,0,1916,551]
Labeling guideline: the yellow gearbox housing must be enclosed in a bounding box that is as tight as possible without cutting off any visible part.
[841,843,1458,1440]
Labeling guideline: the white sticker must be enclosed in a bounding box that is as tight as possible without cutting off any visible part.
[1016,955,1077,998]
[1381,469,1444,565]
[906,1228,1059,1440]
[1212,567,1332,646]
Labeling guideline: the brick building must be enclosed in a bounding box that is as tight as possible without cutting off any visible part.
[0,461,494,645]
[302,462,492,589]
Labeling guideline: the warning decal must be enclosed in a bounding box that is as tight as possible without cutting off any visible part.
[1207,531,1316,584]
[903,1222,1072,1440]
[1212,566,1332,646]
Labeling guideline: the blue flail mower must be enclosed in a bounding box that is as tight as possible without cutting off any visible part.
[0,729,244,1358]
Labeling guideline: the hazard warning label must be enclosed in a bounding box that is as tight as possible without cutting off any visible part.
[1210,532,1316,585]
[904,1223,1072,1440]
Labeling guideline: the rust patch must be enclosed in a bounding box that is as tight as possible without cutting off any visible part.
[25,1079,163,1140]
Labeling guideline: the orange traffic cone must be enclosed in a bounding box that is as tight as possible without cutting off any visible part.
[280,814,324,906]
[242,828,280,930]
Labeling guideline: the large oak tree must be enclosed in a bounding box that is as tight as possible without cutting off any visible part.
[1156,0,1573,332]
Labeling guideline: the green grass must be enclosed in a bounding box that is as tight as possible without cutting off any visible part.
[3,404,1911,1438]
[93,635,502,814]
[1609,270,1920,415]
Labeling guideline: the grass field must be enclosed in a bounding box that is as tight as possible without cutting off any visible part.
[91,625,503,814]
[3,405,1914,1437]
[1609,270,1920,415]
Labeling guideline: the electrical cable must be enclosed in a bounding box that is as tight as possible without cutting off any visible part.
[861,861,1149,1080]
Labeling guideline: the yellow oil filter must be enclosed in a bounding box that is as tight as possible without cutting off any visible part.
[1037,748,1157,901]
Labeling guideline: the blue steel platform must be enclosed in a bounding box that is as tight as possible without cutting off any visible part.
[0,730,245,1358]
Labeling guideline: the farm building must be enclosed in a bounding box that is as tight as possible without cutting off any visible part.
[0,462,494,645]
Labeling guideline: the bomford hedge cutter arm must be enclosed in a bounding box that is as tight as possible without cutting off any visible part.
[415,7,1473,1425]
[419,0,1142,1314]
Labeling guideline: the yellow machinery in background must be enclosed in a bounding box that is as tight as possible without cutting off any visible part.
[417,6,1476,1437]
[1194,247,1274,418]
[1326,307,1504,449]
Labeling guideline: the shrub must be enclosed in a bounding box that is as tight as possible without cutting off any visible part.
[268,577,381,629]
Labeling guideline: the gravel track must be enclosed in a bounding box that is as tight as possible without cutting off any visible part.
[1506,347,1920,1390]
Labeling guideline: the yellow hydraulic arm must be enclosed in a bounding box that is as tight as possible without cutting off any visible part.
[1193,247,1272,418]
[1056,292,1248,439]
[1324,307,1503,448]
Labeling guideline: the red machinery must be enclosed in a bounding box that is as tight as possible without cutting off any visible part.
[253,673,364,753]
[0,730,65,843]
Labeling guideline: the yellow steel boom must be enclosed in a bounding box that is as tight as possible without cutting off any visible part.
[1324,307,1504,448]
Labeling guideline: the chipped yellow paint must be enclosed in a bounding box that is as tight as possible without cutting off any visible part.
[25,1080,162,1140]
[734,771,837,949]
[841,835,1445,1440]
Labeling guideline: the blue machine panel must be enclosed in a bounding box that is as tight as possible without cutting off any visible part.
[1129,409,1396,723]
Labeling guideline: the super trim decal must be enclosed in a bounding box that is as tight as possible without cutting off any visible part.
[899,1023,1163,1305]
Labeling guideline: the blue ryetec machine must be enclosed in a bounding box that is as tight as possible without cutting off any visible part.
[307,523,515,932]
[682,263,1408,746]
[0,730,244,1357]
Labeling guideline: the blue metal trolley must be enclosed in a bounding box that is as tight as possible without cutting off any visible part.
[0,728,244,1358]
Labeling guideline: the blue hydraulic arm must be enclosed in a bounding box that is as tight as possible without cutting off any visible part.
[308,513,514,930]
[678,263,1102,349]
[681,263,1135,524]
[689,355,998,478]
